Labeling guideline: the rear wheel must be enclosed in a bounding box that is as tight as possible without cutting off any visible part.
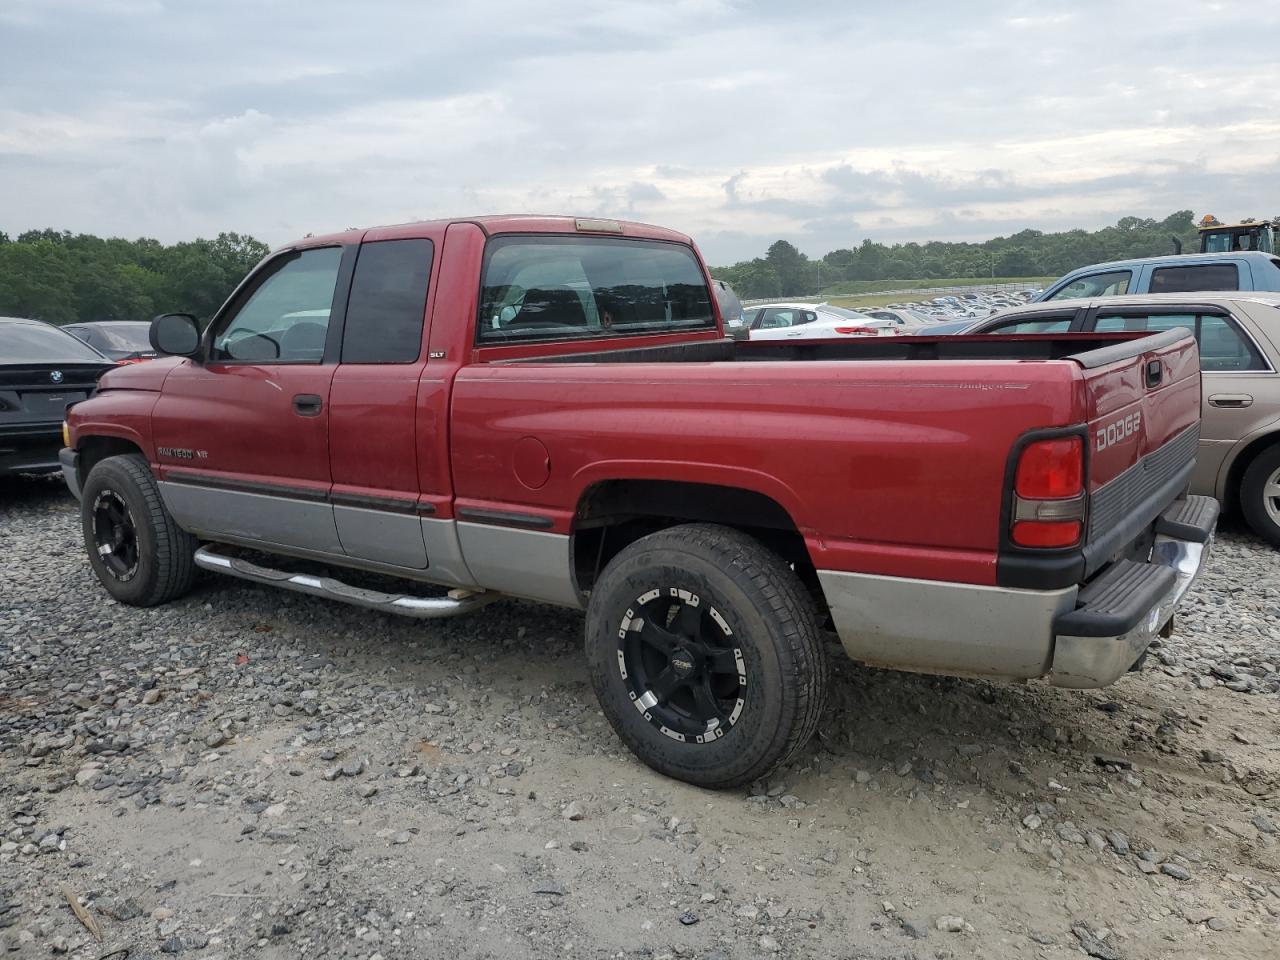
[81,454,197,606]
[585,523,827,788]
[1240,444,1280,547]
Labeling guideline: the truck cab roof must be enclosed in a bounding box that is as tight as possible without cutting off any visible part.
[287,215,695,253]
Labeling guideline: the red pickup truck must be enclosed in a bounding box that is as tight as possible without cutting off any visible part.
[61,215,1218,788]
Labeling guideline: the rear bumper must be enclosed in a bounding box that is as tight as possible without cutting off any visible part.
[0,425,63,476]
[818,496,1218,688]
[1048,495,1217,688]
[60,448,82,501]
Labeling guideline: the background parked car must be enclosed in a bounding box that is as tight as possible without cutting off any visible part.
[62,320,157,362]
[0,317,116,476]
[965,293,1280,545]
[745,302,892,340]
[1034,251,1280,302]
[861,307,936,330]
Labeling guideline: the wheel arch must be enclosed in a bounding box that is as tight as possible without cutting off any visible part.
[77,434,147,489]
[1221,427,1280,512]
[569,474,821,609]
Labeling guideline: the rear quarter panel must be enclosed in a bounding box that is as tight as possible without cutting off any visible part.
[450,359,1088,586]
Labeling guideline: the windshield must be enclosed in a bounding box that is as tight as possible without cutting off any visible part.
[1,322,109,363]
[82,323,152,352]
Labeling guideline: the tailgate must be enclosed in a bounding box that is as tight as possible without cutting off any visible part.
[1071,329,1201,577]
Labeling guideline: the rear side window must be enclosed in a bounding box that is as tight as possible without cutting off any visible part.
[1046,270,1131,300]
[986,317,1073,334]
[341,239,433,363]
[1094,313,1197,334]
[1148,263,1239,294]
[1094,312,1268,372]
[477,236,715,344]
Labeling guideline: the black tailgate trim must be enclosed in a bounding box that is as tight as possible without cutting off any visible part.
[1063,326,1190,368]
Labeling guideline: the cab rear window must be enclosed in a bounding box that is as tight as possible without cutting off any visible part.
[477,236,715,344]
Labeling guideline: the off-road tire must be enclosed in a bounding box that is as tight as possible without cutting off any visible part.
[1240,444,1280,547]
[585,523,828,788]
[81,453,197,606]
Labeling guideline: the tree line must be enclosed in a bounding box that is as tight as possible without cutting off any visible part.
[711,211,1202,300]
[0,211,1203,324]
[0,229,269,325]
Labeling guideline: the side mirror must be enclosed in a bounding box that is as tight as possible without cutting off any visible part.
[150,313,201,358]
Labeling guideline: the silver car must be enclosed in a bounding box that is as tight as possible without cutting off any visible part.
[966,293,1280,545]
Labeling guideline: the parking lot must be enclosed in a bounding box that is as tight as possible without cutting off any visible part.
[1,474,1277,959]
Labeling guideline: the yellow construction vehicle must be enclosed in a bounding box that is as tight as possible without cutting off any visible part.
[1197,214,1276,253]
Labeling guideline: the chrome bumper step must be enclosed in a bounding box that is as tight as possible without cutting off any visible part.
[193,545,496,619]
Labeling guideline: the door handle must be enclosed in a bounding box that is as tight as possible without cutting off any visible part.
[1207,394,1254,408]
[1145,360,1163,388]
[292,393,323,417]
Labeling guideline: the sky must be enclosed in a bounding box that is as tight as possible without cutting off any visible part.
[2,0,1279,264]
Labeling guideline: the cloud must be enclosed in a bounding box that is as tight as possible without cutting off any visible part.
[1,0,1279,264]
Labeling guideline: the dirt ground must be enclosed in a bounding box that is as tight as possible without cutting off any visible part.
[2,475,1278,959]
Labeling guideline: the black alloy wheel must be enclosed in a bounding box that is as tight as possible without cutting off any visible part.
[91,488,139,581]
[618,588,746,744]
[80,453,197,606]
[586,523,828,789]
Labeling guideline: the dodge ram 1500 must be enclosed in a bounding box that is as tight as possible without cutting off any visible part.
[61,215,1218,787]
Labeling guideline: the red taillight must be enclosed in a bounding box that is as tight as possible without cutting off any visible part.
[834,325,876,335]
[1015,437,1083,499]
[1011,436,1085,548]
[1011,519,1082,548]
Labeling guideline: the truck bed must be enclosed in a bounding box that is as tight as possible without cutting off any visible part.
[509,329,1181,367]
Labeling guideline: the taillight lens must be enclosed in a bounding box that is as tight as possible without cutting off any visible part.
[1011,436,1085,549]
[1011,519,1082,548]
[834,326,875,335]
[1015,437,1083,499]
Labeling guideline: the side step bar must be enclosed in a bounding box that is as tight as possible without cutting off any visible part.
[193,545,496,619]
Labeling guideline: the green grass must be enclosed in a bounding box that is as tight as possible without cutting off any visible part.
[817,276,1054,297]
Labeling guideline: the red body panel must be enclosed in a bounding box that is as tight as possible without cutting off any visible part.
[449,359,1088,585]
[150,362,336,495]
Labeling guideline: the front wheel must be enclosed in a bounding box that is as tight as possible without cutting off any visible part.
[1240,444,1280,547]
[585,523,828,789]
[81,453,197,606]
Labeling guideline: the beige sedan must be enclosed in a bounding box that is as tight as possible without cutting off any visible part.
[967,292,1280,545]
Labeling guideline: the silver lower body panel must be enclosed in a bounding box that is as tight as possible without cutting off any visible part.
[456,522,582,609]
[817,570,1077,680]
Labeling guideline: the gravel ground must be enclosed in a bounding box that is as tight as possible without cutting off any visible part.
[2,473,1278,960]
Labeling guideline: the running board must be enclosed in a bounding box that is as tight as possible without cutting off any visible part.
[193,545,496,619]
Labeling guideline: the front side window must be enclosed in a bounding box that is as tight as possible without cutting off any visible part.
[1148,263,1239,294]
[1047,270,1132,300]
[341,239,433,363]
[477,236,715,344]
[212,246,343,362]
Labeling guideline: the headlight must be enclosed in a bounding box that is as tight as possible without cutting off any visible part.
[62,422,70,447]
